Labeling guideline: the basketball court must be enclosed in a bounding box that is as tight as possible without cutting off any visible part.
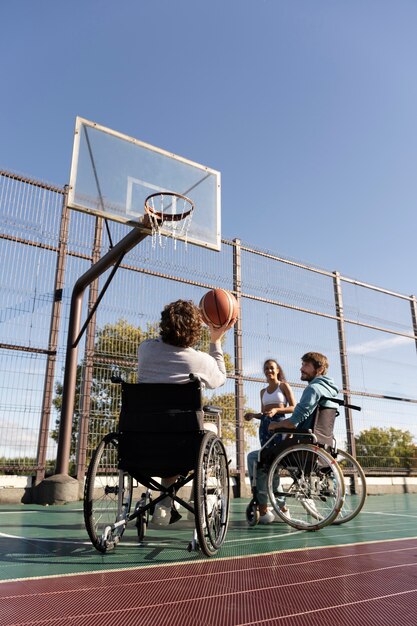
[3,120,416,624]
[1,494,417,625]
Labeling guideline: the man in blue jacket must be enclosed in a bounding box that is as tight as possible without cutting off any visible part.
[255,351,339,524]
[268,351,339,435]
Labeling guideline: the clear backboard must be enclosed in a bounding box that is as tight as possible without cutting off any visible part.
[68,117,221,250]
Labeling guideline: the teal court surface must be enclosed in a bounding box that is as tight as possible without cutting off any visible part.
[1,494,417,625]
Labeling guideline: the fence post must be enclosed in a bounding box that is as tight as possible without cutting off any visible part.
[333,272,356,456]
[233,239,246,495]
[35,187,70,484]
[410,296,417,355]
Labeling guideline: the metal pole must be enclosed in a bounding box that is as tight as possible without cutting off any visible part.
[233,238,245,496]
[333,272,356,457]
[35,187,70,483]
[75,216,103,481]
[55,223,149,475]
[410,295,417,355]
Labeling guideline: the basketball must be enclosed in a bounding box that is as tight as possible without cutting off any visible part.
[199,288,238,328]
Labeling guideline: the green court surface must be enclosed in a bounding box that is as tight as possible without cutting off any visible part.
[0,494,416,582]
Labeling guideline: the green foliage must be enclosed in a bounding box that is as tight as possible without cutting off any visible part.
[51,319,159,461]
[355,427,416,469]
[203,391,257,445]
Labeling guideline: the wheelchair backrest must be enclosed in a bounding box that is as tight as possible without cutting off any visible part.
[118,378,205,477]
[119,378,204,432]
[310,405,339,447]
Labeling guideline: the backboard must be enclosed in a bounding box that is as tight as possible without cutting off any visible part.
[68,117,221,250]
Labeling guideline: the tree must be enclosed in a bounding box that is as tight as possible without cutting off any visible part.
[355,427,415,470]
[202,391,257,444]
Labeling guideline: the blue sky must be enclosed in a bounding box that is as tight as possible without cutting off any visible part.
[1,0,416,295]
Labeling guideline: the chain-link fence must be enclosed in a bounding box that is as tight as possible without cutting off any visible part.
[1,170,416,485]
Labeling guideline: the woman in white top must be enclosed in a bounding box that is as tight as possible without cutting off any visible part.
[245,359,295,524]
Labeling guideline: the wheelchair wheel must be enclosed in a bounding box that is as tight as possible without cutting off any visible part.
[267,444,345,531]
[194,432,230,557]
[332,449,367,524]
[246,498,260,527]
[84,432,133,552]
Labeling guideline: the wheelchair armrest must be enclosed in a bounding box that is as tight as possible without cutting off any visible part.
[203,405,222,415]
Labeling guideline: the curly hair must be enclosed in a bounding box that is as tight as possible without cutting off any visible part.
[160,299,202,348]
[302,352,329,375]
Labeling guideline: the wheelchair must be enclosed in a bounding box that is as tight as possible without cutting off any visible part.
[246,398,364,531]
[83,375,230,557]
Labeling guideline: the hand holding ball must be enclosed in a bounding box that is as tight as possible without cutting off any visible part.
[199,288,238,328]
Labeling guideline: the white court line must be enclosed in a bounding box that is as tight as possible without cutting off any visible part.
[225,530,303,544]
[365,511,417,518]
[0,531,91,545]
[0,511,38,515]
[2,535,417,585]
[236,588,417,626]
[0,509,85,514]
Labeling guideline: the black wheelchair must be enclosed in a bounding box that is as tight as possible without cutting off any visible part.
[83,375,230,557]
[246,398,363,531]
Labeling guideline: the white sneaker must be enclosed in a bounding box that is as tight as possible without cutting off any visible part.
[152,501,180,526]
[258,509,275,524]
[274,507,291,522]
[151,503,171,526]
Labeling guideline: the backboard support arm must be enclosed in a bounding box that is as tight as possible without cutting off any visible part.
[55,223,149,475]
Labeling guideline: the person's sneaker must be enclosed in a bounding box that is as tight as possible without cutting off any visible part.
[152,501,180,526]
[151,503,171,526]
[274,507,291,522]
[258,509,275,524]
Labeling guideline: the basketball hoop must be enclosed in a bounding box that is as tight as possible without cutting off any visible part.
[144,192,195,249]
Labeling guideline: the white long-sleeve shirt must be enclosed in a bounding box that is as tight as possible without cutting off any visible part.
[137,338,227,389]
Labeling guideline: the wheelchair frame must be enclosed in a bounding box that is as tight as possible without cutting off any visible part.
[83,376,231,557]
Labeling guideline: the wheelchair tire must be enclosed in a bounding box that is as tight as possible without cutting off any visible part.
[332,449,367,525]
[84,432,133,553]
[135,492,151,541]
[194,432,230,557]
[246,498,260,527]
[136,514,147,542]
[267,443,345,531]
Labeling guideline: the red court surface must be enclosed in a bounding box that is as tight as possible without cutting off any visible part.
[1,495,417,626]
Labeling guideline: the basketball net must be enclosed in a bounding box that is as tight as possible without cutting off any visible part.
[145,193,194,250]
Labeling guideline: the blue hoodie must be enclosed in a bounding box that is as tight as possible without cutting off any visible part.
[289,375,339,431]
